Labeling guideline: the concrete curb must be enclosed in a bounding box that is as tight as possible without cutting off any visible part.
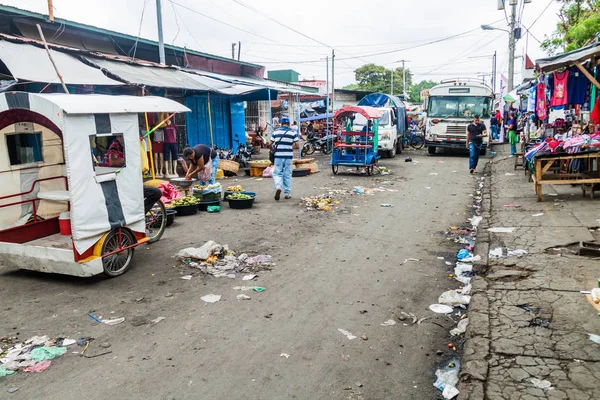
[457,158,495,399]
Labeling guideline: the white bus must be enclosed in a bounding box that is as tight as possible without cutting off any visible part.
[424,79,494,155]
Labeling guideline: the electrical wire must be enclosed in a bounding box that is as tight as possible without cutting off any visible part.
[130,0,151,60]
[527,0,554,30]
[171,4,205,51]
[169,0,181,45]
[230,0,332,48]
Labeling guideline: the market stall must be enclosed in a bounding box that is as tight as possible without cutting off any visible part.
[523,41,600,201]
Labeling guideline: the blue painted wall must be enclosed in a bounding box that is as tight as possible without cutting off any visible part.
[230,101,246,149]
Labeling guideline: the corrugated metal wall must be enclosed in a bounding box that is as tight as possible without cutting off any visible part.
[185,94,232,148]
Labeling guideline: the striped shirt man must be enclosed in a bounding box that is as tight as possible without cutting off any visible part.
[271,127,299,159]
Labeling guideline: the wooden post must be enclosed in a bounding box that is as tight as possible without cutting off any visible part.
[36,24,68,94]
[575,62,600,89]
[535,158,543,202]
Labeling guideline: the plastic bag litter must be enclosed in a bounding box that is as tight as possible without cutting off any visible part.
[200,294,221,304]
[242,274,257,281]
[591,288,600,303]
[450,318,469,336]
[488,227,516,233]
[103,317,125,326]
[380,319,397,326]
[433,361,460,399]
[588,333,600,344]
[338,328,357,340]
[439,290,471,306]
[489,247,503,258]
[0,366,15,377]
[23,360,51,373]
[456,249,471,260]
[245,255,271,264]
[262,166,273,178]
[429,304,454,314]
[461,254,481,262]
[507,249,528,257]
[468,216,482,228]
[25,336,50,346]
[236,294,251,300]
[30,346,66,362]
[532,213,544,217]
[530,378,553,390]
[177,241,229,261]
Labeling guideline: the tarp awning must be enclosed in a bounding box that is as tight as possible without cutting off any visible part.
[182,68,315,95]
[299,113,333,122]
[82,57,213,91]
[32,93,190,114]
[0,39,123,85]
[536,42,600,73]
[358,93,406,109]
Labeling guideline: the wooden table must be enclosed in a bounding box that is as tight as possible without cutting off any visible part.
[532,151,600,201]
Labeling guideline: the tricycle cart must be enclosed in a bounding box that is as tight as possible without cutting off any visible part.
[331,105,381,175]
[0,92,189,277]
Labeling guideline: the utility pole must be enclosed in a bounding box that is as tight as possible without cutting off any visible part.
[326,56,330,139]
[156,0,165,65]
[399,60,408,100]
[231,43,237,60]
[390,68,394,96]
[331,49,335,113]
[47,0,54,23]
[492,51,497,93]
[238,41,241,61]
[508,0,517,91]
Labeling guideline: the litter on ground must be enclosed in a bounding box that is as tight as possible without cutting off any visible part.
[450,318,470,336]
[488,227,516,233]
[429,304,454,314]
[338,328,357,340]
[201,294,221,304]
[380,319,397,326]
[530,378,553,390]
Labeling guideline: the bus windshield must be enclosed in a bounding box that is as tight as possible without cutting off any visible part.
[428,96,491,119]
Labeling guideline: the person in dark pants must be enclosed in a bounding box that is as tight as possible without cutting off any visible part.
[465,114,488,174]
[143,186,162,214]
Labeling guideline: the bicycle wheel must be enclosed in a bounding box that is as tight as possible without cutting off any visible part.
[102,228,136,278]
[411,135,424,149]
[146,200,167,244]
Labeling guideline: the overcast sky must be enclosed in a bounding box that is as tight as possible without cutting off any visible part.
[3,0,562,88]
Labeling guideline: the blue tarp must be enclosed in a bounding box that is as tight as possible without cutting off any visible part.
[357,93,408,134]
[299,113,333,122]
[185,94,233,148]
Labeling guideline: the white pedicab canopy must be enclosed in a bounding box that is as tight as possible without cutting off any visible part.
[0,92,189,253]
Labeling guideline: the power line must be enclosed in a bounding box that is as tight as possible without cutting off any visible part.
[230,0,332,48]
[171,4,205,51]
[527,0,554,30]
[130,0,151,60]
[169,0,181,45]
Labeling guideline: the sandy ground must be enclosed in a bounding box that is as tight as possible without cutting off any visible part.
[0,148,482,400]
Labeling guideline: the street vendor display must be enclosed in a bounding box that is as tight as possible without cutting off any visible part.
[0,92,189,277]
[520,41,600,201]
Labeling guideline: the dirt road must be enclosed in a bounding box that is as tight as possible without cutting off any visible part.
[0,149,479,399]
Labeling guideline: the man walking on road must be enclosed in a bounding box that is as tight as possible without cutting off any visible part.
[466,114,487,174]
[271,116,299,201]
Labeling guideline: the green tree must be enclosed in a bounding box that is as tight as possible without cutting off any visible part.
[541,0,600,54]
[352,63,413,96]
[409,80,438,103]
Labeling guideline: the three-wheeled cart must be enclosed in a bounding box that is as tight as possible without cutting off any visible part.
[0,92,189,277]
[331,106,381,175]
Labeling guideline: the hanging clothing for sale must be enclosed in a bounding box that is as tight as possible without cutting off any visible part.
[567,67,590,106]
[536,83,547,120]
[527,87,536,112]
[550,71,569,107]
[591,99,600,125]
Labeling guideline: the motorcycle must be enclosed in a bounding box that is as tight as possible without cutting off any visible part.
[301,132,335,157]
[235,144,254,168]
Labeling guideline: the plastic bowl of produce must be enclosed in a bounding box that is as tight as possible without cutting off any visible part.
[170,196,200,216]
[227,193,255,209]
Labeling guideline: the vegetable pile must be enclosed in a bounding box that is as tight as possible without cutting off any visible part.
[171,196,200,207]
[227,185,243,192]
[227,193,253,200]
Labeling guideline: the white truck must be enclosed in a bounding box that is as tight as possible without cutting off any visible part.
[424,79,493,155]
[353,93,408,158]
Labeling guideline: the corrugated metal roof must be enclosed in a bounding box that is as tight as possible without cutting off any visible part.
[0,4,264,69]
[0,39,123,86]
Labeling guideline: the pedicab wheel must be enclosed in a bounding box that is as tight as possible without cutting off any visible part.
[332,165,339,175]
[101,228,136,278]
[146,200,167,244]
[411,135,425,149]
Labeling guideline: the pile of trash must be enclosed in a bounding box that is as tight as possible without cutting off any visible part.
[301,194,335,211]
[177,241,273,277]
[0,335,71,377]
